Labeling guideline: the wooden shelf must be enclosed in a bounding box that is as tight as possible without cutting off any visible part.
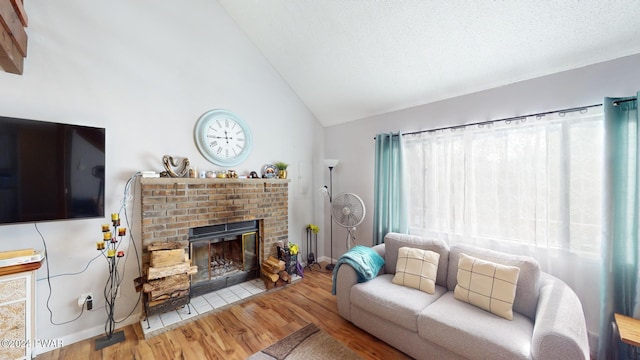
[0,260,42,277]
[140,177,291,185]
[615,313,640,348]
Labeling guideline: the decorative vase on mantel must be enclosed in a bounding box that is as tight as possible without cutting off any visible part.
[275,162,289,179]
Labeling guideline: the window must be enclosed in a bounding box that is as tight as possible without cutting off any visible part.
[404,107,604,254]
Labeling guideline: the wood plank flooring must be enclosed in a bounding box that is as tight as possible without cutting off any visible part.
[36,269,412,360]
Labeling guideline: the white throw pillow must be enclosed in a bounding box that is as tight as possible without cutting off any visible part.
[454,253,520,320]
[392,247,439,294]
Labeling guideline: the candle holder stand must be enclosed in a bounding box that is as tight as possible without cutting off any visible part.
[95,214,127,350]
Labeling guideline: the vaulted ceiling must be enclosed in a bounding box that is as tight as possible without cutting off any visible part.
[218,1,640,127]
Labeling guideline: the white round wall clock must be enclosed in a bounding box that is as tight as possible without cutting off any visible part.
[194,109,253,167]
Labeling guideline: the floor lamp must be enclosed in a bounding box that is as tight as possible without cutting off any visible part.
[324,159,339,271]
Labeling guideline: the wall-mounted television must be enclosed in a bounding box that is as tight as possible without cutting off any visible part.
[0,116,105,225]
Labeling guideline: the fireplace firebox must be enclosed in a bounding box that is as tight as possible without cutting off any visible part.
[189,220,260,298]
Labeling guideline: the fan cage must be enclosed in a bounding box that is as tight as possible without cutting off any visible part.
[331,193,365,228]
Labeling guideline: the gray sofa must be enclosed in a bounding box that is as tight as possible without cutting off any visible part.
[334,232,590,360]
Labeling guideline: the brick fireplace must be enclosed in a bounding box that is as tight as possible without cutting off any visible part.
[139,177,289,314]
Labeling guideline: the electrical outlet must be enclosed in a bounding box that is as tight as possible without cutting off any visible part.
[78,293,92,308]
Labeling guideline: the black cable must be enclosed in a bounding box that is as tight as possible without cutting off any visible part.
[112,172,143,324]
[35,172,144,328]
[35,223,88,325]
[36,252,102,281]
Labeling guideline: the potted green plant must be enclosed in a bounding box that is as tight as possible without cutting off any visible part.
[275,162,289,179]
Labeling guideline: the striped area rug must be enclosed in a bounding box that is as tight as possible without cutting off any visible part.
[248,323,361,360]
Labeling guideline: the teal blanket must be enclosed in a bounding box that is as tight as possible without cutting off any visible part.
[331,245,385,295]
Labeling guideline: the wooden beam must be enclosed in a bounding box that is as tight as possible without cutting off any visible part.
[10,0,27,27]
[0,21,22,74]
[0,0,27,56]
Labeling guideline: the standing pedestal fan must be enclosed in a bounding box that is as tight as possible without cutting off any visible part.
[331,193,366,249]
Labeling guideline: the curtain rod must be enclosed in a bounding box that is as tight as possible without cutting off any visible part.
[374,97,637,140]
[399,103,603,138]
[613,97,637,106]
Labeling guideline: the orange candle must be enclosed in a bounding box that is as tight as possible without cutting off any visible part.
[118,227,126,236]
[103,231,111,240]
[117,251,125,257]
[96,242,104,250]
[101,224,110,232]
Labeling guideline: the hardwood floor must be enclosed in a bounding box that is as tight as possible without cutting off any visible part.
[36,269,412,360]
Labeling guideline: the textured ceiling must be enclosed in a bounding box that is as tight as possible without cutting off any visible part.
[218,1,640,127]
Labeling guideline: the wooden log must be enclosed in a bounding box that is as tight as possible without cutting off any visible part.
[261,267,279,283]
[143,274,189,294]
[147,262,190,280]
[262,262,279,274]
[262,276,275,290]
[134,276,144,293]
[150,249,186,268]
[262,256,286,273]
[272,256,286,270]
[147,241,185,251]
[148,285,189,299]
[276,278,286,287]
[147,290,189,307]
[279,271,291,283]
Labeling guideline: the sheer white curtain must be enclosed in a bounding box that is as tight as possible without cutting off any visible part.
[404,107,603,334]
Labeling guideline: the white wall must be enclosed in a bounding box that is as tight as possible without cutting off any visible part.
[0,0,324,353]
[324,53,640,345]
[2,0,637,352]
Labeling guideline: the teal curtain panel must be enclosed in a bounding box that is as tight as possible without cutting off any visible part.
[599,92,639,360]
[373,132,408,245]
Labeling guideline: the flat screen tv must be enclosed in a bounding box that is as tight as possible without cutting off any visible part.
[0,116,105,225]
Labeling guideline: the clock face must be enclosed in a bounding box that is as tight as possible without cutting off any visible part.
[194,109,253,166]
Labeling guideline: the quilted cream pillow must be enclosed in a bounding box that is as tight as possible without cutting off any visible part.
[454,253,520,320]
[392,247,440,294]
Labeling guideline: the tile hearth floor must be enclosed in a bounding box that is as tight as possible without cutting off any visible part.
[140,275,300,338]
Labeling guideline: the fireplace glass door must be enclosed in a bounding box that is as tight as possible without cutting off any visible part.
[190,229,259,296]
